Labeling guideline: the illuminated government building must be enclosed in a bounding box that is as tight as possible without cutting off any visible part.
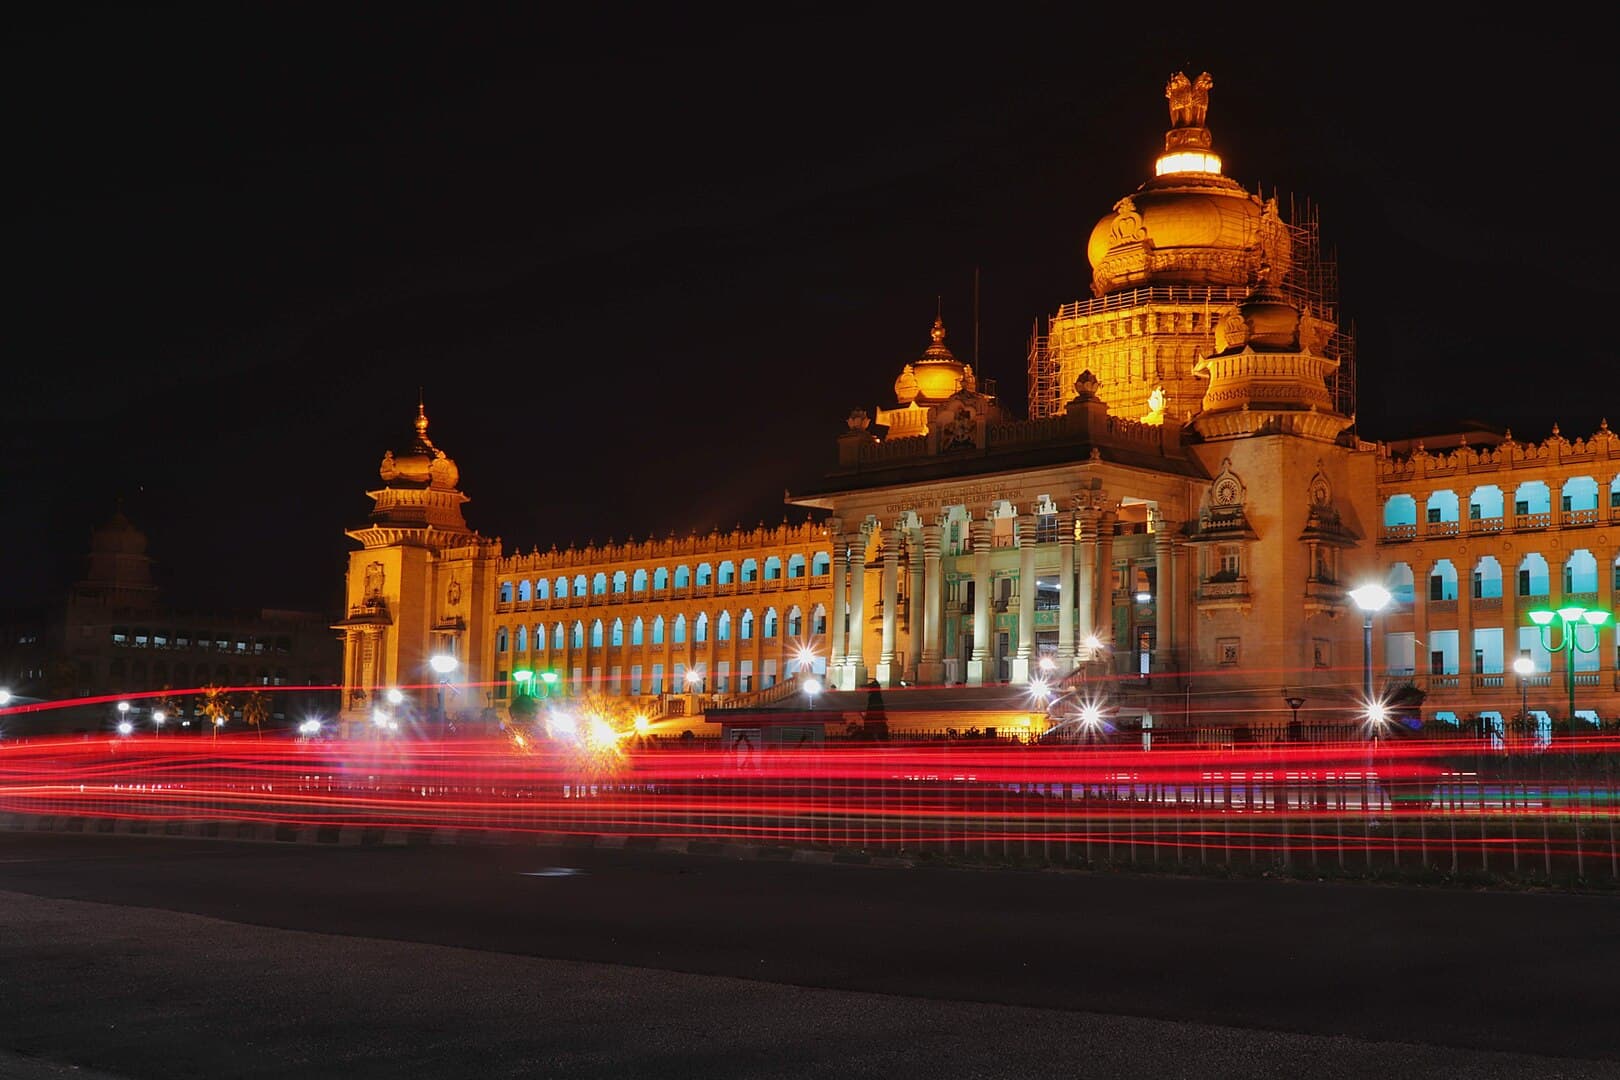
[334,73,1618,738]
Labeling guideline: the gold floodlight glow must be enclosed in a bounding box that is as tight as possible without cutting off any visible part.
[1154,150,1222,176]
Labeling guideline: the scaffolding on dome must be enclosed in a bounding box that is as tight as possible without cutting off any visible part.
[1026,192,1357,424]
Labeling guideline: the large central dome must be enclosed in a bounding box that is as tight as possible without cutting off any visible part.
[1085,71,1288,296]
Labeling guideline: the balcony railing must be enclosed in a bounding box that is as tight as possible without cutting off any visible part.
[1565,508,1600,527]
[1515,512,1552,530]
[1382,524,1417,541]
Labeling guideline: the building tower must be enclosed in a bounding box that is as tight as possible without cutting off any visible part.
[334,401,500,735]
[1027,71,1353,427]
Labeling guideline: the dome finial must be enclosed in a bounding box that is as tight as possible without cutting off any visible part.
[415,390,429,437]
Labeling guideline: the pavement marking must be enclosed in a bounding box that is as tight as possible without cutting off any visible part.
[519,867,587,877]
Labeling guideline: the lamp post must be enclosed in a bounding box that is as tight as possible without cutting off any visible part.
[152,709,166,737]
[1527,604,1611,737]
[1512,654,1534,727]
[430,653,458,732]
[117,700,131,732]
[1285,694,1305,740]
[1347,584,1393,725]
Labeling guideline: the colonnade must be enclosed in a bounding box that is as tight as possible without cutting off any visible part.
[823,500,1181,690]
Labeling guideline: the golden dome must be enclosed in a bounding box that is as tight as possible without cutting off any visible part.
[1237,280,1300,350]
[1086,72,1289,296]
[378,400,461,491]
[895,315,968,406]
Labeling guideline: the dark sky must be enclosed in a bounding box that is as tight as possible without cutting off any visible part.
[6,8,1618,615]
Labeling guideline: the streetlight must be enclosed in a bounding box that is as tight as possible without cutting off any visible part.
[1527,604,1612,735]
[430,654,459,731]
[1285,695,1305,738]
[803,676,821,712]
[117,700,131,730]
[152,709,166,736]
[386,687,404,706]
[1512,654,1535,726]
[116,720,133,736]
[684,668,703,694]
[0,688,11,706]
[1347,583,1393,723]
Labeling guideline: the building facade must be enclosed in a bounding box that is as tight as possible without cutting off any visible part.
[337,72,1616,734]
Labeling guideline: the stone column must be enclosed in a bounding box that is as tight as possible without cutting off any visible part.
[1598,541,1616,685]
[1074,508,1097,662]
[919,519,944,686]
[1096,510,1117,649]
[1154,520,1176,672]
[905,523,924,684]
[877,523,901,687]
[828,519,847,677]
[967,515,992,686]
[843,527,869,690]
[1049,511,1075,670]
[1011,512,1037,685]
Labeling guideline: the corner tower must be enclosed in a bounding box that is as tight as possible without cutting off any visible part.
[334,401,501,734]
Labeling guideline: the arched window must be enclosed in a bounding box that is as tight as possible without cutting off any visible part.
[717,611,732,641]
[1513,481,1551,517]
[696,563,713,586]
[518,580,532,602]
[1564,549,1599,594]
[764,556,783,580]
[675,565,691,588]
[497,626,509,651]
[1427,559,1458,601]
[653,567,669,591]
[1472,556,1502,600]
[695,613,709,642]
[591,620,604,648]
[1382,495,1417,528]
[787,554,806,579]
[1468,485,1504,521]
[613,570,628,593]
[763,607,778,638]
[652,616,665,645]
[553,623,565,649]
[631,617,644,646]
[573,575,588,598]
[592,573,607,596]
[515,625,527,651]
[1424,490,1459,524]
[1517,553,1550,597]
[718,561,735,585]
[571,622,584,648]
[811,551,831,576]
[1387,563,1415,604]
[536,578,550,600]
[555,577,568,599]
[787,605,803,637]
[740,610,754,639]
[611,618,625,646]
[499,582,514,604]
[812,603,827,635]
[673,615,687,644]
[740,559,758,583]
[1561,476,1600,513]
[632,569,649,592]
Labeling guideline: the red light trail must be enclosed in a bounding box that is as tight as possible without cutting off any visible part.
[3,732,1617,882]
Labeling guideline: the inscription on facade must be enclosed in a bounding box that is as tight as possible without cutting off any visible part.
[884,487,1024,514]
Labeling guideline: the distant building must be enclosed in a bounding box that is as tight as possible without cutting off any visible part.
[2,510,342,735]
[337,71,1617,737]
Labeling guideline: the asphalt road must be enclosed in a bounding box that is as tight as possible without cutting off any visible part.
[2,831,1618,1079]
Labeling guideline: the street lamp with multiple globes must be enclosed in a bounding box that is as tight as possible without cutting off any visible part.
[1526,604,1612,733]
[1347,584,1393,723]
[430,653,459,731]
[1511,654,1535,724]
[116,700,131,731]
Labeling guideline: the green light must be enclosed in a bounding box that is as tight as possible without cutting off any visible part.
[1528,609,1555,626]
[1556,605,1587,623]
[1584,610,1611,627]
[512,669,534,683]
[540,671,559,684]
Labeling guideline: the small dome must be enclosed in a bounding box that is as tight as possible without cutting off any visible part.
[897,315,968,406]
[90,511,148,556]
[378,401,461,490]
[1238,281,1301,350]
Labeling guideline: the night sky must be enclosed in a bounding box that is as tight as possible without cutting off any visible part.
[6,9,1617,616]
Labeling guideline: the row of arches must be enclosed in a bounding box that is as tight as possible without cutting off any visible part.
[501,553,834,603]
[496,605,831,652]
[1383,476,1620,527]
[1386,550,1618,603]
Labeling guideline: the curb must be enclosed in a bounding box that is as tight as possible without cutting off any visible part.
[0,812,919,869]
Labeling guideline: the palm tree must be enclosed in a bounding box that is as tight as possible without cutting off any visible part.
[200,684,233,741]
[242,690,270,740]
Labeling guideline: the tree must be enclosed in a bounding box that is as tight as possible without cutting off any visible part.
[200,684,233,740]
[242,690,270,740]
